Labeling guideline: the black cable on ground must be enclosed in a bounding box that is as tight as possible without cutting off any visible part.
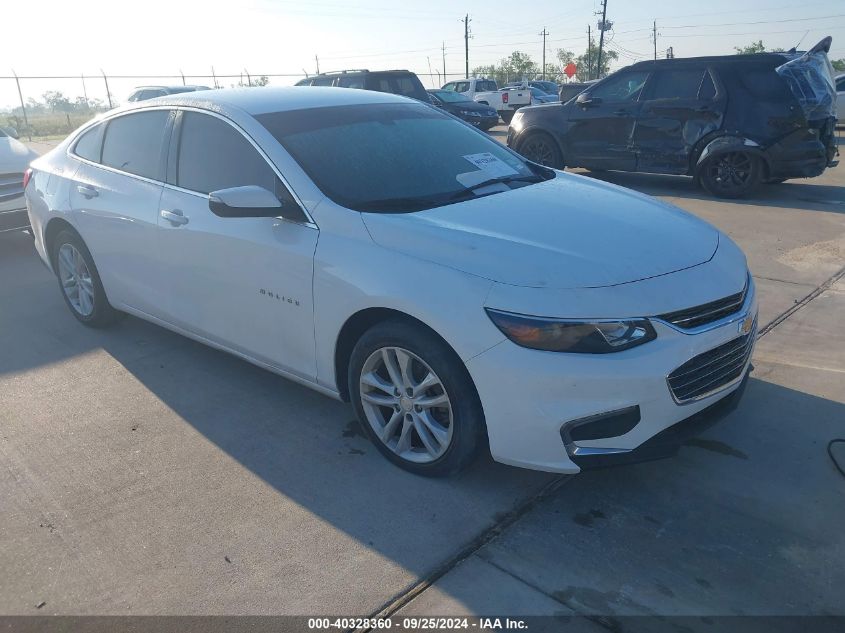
[828,439,845,479]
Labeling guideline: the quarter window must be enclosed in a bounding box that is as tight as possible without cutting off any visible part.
[101,110,170,179]
[74,123,104,162]
[175,112,278,195]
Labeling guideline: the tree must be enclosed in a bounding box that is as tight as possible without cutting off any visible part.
[556,40,618,82]
[235,75,270,87]
[472,51,539,85]
[42,91,74,112]
[832,58,845,72]
[734,41,784,54]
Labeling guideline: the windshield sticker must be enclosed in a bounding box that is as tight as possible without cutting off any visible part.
[462,152,520,178]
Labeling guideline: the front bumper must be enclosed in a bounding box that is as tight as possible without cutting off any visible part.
[466,282,758,474]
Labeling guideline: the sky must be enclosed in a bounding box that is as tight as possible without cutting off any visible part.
[2,0,844,109]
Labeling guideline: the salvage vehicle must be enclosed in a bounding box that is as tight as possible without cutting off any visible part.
[509,37,839,197]
[26,87,755,476]
[295,69,429,102]
[1,127,38,234]
[427,89,499,130]
[440,78,530,123]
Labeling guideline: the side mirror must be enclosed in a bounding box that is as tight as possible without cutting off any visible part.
[576,93,601,107]
[208,185,283,218]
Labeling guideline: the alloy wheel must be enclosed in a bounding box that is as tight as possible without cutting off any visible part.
[707,152,753,192]
[57,243,95,317]
[359,346,454,463]
[522,137,556,166]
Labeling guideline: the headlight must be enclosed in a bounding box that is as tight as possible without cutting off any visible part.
[485,309,656,354]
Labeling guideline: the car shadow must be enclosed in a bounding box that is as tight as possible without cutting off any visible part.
[572,169,845,214]
[2,230,844,616]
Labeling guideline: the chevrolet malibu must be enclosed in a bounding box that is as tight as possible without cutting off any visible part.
[25,87,757,476]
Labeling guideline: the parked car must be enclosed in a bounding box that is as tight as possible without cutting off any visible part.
[295,69,428,102]
[836,73,844,125]
[528,87,559,104]
[1,127,38,234]
[127,85,211,102]
[440,78,530,123]
[26,87,756,476]
[506,80,560,96]
[509,37,839,198]
[427,89,499,130]
[558,80,597,103]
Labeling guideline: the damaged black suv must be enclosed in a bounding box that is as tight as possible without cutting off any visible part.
[508,37,839,198]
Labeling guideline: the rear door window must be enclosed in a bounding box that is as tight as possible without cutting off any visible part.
[311,76,335,87]
[338,75,365,89]
[648,68,706,100]
[476,80,498,92]
[101,110,170,179]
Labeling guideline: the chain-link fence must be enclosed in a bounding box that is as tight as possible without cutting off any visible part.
[1,70,474,141]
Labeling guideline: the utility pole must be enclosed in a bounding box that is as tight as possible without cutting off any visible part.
[80,73,89,107]
[653,20,657,60]
[462,14,471,79]
[101,69,112,109]
[587,25,592,80]
[12,71,30,140]
[596,0,610,80]
[540,28,548,79]
[315,55,320,74]
[442,41,446,81]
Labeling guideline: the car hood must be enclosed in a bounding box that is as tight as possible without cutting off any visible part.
[0,136,38,173]
[361,172,719,289]
[444,101,496,114]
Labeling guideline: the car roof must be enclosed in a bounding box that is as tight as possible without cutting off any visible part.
[119,86,412,116]
[628,53,789,70]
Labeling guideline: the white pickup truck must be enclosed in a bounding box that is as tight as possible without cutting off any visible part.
[440,78,531,124]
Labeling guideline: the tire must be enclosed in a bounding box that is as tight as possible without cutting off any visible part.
[500,110,515,125]
[518,131,564,168]
[52,230,122,328]
[697,151,762,199]
[348,320,485,477]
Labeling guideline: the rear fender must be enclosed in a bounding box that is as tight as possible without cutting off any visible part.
[695,135,771,174]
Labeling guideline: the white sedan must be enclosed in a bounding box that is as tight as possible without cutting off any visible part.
[25,87,757,476]
[1,127,38,233]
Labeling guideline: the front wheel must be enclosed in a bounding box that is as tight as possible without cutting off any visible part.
[697,151,762,198]
[518,132,563,168]
[348,320,485,477]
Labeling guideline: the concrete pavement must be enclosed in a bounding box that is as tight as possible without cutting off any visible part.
[2,130,843,619]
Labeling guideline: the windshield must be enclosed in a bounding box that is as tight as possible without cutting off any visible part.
[256,103,544,212]
[430,90,471,103]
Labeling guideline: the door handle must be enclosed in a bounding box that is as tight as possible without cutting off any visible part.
[76,185,98,199]
[160,209,189,226]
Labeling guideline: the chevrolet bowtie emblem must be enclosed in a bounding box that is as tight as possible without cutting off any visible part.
[740,315,754,335]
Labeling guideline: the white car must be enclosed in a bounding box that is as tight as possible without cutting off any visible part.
[25,87,757,476]
[441,78,531,124]
[836,73,844,124]
[1,127,38,233]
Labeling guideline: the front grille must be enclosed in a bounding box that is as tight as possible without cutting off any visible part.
[657,282,747,330]
[667,320,756,403]
[0,172,25,204]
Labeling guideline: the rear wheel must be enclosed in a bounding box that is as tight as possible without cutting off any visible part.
[349,320,485,477]
[698,151,762,198]
[52,230,122,328]
[518,132,563,168]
